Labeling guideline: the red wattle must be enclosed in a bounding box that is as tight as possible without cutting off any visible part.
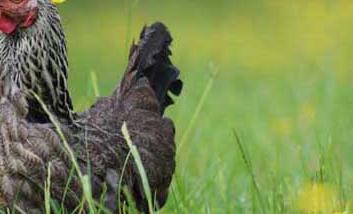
[0,15,17,35]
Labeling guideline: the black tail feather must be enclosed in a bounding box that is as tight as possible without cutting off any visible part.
[122,22,183,113]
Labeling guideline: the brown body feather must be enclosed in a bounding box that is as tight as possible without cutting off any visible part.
[0,23,182,213]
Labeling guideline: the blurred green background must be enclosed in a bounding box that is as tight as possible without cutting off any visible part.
[60,0,353,213]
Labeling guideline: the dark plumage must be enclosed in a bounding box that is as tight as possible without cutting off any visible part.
[0,22,182,213]
[122,22,183,113]
[0,0,73,123]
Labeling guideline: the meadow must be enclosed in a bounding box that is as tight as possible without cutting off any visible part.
[60,0,353,213]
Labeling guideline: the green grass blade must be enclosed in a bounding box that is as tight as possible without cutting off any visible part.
[90,71,100,97]
[31,91,96,212]
[121,122,154,213]
[45,162,52,214]
[178,62,219,153]
[233,129,267,214]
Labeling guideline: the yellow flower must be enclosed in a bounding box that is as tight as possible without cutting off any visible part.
[296,183,339,213]
[271,117,293,137]
[51,0,66,4]
[300,102,316,124]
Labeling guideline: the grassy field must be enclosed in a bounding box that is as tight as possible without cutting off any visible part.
[59,0,353,213]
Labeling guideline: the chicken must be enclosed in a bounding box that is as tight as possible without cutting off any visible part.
[0,0,74,124]
[0,22,182,213]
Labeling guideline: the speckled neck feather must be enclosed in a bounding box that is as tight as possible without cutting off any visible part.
[0,0,73,123]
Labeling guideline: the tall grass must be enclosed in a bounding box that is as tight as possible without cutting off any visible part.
[124,0,139,57]
[32,93,158,214]
[90,71,100,97]
[44,162,52,214]
[233,130,266,213]
[178,62,219,154]
[33,92,96,213]
[1,1,352,213]
[121,122,154,214]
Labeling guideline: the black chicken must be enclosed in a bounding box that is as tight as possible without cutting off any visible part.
[0,0,74,123]
[0,1,183,212]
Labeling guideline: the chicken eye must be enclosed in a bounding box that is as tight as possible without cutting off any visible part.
[9,0,25,4]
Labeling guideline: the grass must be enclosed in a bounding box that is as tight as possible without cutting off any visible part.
[121,122,154,214]
[33,92,96,212]
[58,1,353,213]
[178,62,219,153]
[233,129,266,213]
[34,94,156,214]
[3,0,353,213]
